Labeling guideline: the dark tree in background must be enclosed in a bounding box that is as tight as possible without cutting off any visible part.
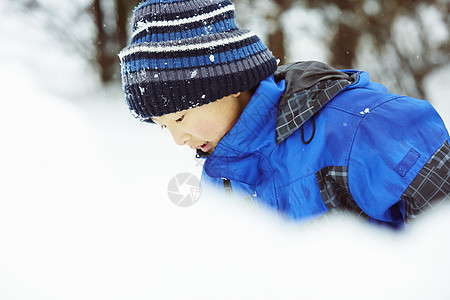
[236,0,449,99]
[301,0,450,98]
[92,0,109,82]
[266,0,293,66]
[9,0,449,100]
[91,0,139,82]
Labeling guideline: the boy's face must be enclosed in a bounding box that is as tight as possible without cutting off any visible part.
[152,93,246,154]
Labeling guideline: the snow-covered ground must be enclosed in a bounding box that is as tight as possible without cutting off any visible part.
[1,2,450,300]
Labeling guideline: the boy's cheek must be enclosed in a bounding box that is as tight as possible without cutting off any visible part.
[192,124,217,140]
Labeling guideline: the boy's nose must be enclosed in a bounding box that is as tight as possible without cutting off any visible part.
[171,129,190,146]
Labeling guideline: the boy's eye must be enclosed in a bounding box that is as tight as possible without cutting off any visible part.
[175,115,185,123]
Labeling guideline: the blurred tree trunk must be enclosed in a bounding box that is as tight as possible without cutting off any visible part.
[329,23,360,70]
[268,21,286,65]
[92,0,111,82]
[116,0,140,49]
[91,0,139,83]
[116,0,129,49]
[266,0,292,65]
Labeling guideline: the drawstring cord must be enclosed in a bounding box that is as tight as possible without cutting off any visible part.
[300,117,315,144]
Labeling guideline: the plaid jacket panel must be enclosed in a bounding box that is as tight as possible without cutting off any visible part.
[316,166,368,219]
[402,141,450,222]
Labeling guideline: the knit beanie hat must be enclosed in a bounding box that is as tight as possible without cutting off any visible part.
[119,0,278,122]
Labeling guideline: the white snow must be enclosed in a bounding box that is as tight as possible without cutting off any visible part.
[1,2,450,300]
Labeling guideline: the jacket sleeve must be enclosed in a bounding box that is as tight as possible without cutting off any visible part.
[347,95,449,223]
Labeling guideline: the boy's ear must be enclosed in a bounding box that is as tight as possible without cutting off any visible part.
[231,92,241,97]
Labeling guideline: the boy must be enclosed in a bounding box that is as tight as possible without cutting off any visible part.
[119,0,450,227]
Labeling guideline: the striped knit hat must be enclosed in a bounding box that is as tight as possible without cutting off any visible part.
[119,0,278,122]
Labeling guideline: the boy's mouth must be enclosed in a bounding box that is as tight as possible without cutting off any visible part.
[199,142,212,153]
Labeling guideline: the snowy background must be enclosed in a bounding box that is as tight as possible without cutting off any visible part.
[1,1,450,299]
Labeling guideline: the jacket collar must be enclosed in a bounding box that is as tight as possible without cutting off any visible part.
[203,74,285,183]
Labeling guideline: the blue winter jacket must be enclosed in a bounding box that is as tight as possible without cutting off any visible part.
[200,61,449,225]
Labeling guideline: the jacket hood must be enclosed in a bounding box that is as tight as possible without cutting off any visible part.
[274,61,356,143]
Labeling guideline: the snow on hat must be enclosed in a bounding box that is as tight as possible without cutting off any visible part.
[118,0,278,122]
